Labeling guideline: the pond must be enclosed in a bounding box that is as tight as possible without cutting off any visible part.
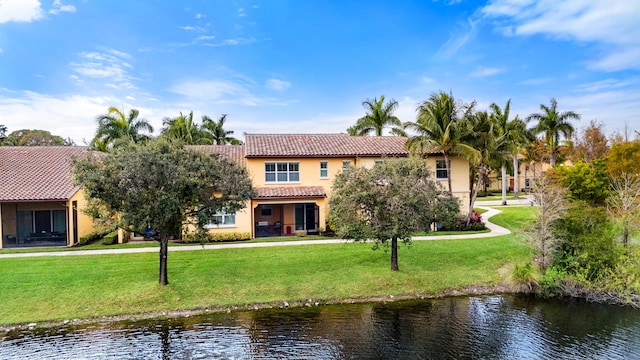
[2,295,640,359]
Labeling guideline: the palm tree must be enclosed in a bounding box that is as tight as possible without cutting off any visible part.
[160,111,210,145]
[348,95,406,136]
[91,106,154,151]
[0,124,7,142]
[489,100,531,204]
[526,98,580,167]
[202,114,243,145]
[404,91,479,193]
[465,110,503,218]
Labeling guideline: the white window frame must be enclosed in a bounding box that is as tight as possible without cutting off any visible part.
[204,210,236,228]
[436,159,448,180]
[265,162,300,183]
[320,161,328,179]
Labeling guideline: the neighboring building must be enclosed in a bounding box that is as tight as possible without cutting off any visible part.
[485,156,552,194]
[0,147,94,248]
[0,135,471,246]
[201,134,470,238]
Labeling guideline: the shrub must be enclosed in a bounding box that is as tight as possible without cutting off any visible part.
[101,230,119,245]
[439,211,487,232]
[182,230,251,243]
[512,262,539,293]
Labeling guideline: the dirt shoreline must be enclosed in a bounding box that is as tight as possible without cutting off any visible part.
[0,284,516,333]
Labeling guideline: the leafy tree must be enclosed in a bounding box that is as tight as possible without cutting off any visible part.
[606,141,640,178]
[328,157,458,271]
[527,175,569,275]
[553,160,609,205]
[91,106,154,151]
[526,98,580,167]
[569,120,609,163]
[202,114,243,145]
[160,111,210,145]
[73,139,254,285]
[347,95,406,136]
[1,129,71,146]
[404,91,479,193]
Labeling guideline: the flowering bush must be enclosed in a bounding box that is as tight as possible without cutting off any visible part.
[469,209,483,224]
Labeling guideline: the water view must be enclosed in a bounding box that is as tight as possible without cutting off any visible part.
[2,295,639,359]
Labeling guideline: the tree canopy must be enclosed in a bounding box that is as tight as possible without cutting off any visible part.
[0,129,73,146]
[91,106,154,151]
[526,98,580,167]
[73,139,254,284]
[347,95,406,136]
[404,91,479,193]
[328,157,459,271]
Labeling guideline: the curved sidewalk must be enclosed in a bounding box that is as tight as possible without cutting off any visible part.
[0,206,510,259]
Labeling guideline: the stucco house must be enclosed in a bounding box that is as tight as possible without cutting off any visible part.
[0,134,471,247]
[0,146,94,248]
[201,134,470,238]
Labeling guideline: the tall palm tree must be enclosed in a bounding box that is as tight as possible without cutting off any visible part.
[465,110,503,218]
[91,106,154,151]
[490,100,531,204]
[348,95,406,136]
[526,98,580,167]
[160,111,210,145]
[202,114,243,145]
[404,91,479,193]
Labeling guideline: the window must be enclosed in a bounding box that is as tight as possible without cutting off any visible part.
[436,160,448,180]
[261,206,272,217]
[265,162,300,183]
[207,210,236,227]
[342,160,351,174]
[320,161,328,178]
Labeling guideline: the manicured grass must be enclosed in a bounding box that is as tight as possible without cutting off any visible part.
[0,207,536,326]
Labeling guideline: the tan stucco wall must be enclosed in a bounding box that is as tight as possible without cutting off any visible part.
[204,200,253,235]
[69,189,95,246]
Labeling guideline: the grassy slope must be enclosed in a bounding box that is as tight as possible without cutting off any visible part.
[0,206,535,325]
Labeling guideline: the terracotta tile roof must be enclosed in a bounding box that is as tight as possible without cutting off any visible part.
[255,186,326,199]
[245,134,409,158]
[187,145,246,166]
[0,146,89,202]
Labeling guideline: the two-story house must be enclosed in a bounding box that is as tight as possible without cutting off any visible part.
[202,134,470,238]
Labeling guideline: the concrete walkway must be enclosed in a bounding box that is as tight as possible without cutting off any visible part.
[0,206,512,259]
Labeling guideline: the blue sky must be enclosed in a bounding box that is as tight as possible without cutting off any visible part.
[1,0,639,144]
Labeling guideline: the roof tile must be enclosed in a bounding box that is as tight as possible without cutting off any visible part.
[0,146,89,202]
[255,186,326,199]
[245,134,409,157]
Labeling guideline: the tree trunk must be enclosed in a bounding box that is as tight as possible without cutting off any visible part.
[501,165,507,206]
[159,235,169,285]
[467,164,484,226]
[391,236,399,271]
[623,225,629,247]
[513,156,519,199]
[550,149,556,168]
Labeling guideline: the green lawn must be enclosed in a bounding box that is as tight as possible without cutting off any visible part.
[0,207,536,326]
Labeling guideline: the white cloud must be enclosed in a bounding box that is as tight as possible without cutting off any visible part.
[49,0,75,14]
[170,79,272,107]
[265,78,291,91]
[470,67,505,78]
[435,17,479,60]
[482,0,640,71]
[70,49,137,90]
[0,0,43,23]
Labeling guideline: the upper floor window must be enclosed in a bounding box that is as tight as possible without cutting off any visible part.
[436,160,448,180]
[265,162,300,183]
[320,161,328,179]
[342,160,351,175]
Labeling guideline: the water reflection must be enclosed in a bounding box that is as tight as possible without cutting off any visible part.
[2,295,640,359]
